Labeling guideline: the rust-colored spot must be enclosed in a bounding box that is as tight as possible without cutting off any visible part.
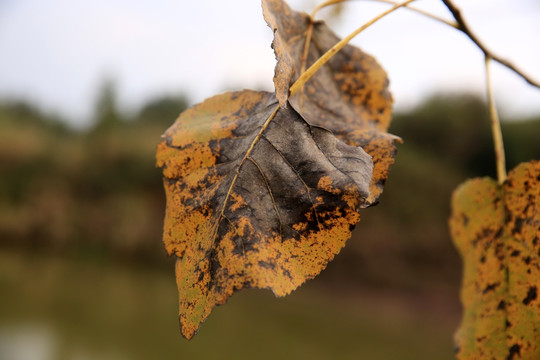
[229,192,247,212]
[317,176,334,192]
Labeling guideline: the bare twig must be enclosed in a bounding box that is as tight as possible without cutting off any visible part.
[311,0,344,18]
[300,22,315,76]
[312,0,539,89]
[485,56,507,184]
[442,0,540,89]
[365,0,457,28]
[298,20,315,109]
[312,0,456,27]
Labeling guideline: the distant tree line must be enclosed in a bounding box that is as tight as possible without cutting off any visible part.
[0,87,538,289]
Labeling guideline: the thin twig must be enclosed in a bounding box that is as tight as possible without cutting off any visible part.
[367,0,456,27]
[290,0,416,97]
[311,0,344,18]
[314,0,457,28]
[485,56,507,184]
[298,20,315,110]
[300,22,315,75]
[311,0,539,89]
[442,0,540,89]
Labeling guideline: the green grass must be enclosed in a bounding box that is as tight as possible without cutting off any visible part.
[0,250,457,360]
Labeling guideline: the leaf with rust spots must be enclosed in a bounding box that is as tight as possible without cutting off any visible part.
[156,90,373,339]
[263,0,398,202]
[449,160,540,360]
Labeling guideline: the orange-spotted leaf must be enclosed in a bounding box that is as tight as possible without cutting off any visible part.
[156,90,373,339]
[263,0,398,203]
[449,160,540,359]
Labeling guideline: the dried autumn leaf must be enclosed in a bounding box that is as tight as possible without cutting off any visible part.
[449,160,540,359]
[263,0,398,202]
[156,90,373,339]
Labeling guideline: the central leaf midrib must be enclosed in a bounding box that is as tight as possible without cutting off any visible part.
[210,104,281,247]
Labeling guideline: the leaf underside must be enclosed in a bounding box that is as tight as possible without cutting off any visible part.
[157,0,398,339]
[263,0,398,202]
[449,160,540,359]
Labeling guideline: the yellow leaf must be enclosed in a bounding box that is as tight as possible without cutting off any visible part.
[449,160,540,359]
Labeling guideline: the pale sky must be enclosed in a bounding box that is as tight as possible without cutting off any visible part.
[0,0,539,128]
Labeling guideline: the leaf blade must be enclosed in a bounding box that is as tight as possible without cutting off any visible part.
[157,90,373,339]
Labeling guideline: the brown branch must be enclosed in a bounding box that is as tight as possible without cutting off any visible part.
[442,0,540,89]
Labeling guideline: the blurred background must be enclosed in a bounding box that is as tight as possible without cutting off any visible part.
[0,1,539,359]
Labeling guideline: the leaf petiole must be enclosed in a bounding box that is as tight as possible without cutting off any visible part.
[289,0,416,97]
[485,56,507,184]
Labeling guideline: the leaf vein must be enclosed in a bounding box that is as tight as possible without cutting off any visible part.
[308,124,365,204]
[262,135,322,231]
[211,104,281,247]
[247,156,284,239]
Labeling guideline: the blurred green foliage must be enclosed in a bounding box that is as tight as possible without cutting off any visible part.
[392,93,540,178]
[0,89,538,288]
[1,88,538,358]
[0,85,188,264]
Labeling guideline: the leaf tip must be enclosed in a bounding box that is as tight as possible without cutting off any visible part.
[179,318,198,340]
